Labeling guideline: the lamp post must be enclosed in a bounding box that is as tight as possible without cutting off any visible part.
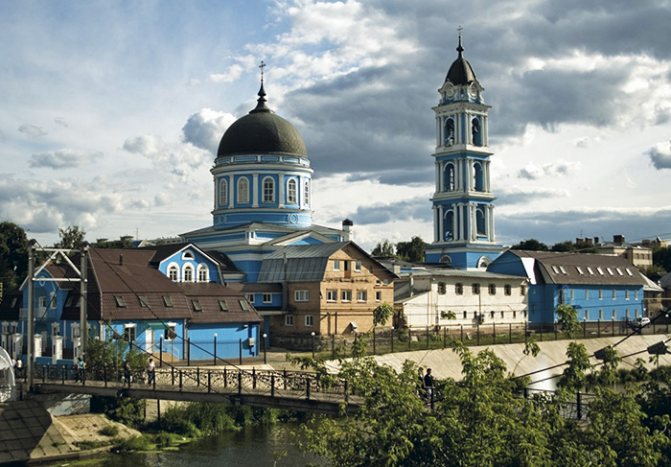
[311,331,316,359]
[213,333,217,366]
[262,333,268,364]
[390,326,394,353]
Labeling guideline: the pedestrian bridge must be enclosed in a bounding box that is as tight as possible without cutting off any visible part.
[28,365,361,416]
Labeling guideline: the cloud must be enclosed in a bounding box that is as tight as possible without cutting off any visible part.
[334,196,432,225]
[54,117,68,128]
[209,64,244,83]
[517,160,581,180]
[496,187,569,206]
[647,141,671,169]
[18,123,47,137]
[29,149,103,169]
[123,134,211,178]
[181,109,236,155]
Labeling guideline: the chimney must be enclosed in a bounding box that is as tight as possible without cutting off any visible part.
[119,254,123,266]
[342,218,353,241]
[593,236,599,245]
[613,234,625,245]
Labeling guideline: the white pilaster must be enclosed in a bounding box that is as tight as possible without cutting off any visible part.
[227,175,234,208]
[278,174,285,208]
[252,173,259,207]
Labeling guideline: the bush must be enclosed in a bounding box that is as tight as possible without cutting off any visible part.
[114,435,152,453]
[159,407,200,437]
[98,424,119,437]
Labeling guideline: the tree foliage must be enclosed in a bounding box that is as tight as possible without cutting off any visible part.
[396,236,426,262]
[556,303,581,338]
[373,303,394,326]
[55,225,87,250]
[0,221,29,294]
[510,238,549,251]
[371,240,396,258]
[653,246,671,273]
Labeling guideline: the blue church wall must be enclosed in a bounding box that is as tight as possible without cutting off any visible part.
[187,323,259,360]
[158,248,222,284]
[230,260,263,283]
[221,211,312,228]
[246,292,282,309]
[257,174,279,207]
[487,251,528,277]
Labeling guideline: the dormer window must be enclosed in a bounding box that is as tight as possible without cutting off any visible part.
[163,295,173,307]
[114,295,126,308]
[218,299,228,312]
[168,264,179,282]
[138,296,149,308]
[197,264,209,282]
[183,264,194,282]
[191,299,202,312]
[576,266,584,275]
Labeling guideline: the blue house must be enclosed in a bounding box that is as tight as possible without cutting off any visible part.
[488,250,648,326]
[15,243,260,365]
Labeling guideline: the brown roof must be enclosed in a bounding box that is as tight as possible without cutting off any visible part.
[178,283,262,325]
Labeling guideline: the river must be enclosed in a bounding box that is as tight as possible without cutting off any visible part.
[56,423,323,467]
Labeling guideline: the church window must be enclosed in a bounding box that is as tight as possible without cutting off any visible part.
[455,283,463,295]
[218,179,228,206]
[471,118,482,146]
[183,264,194,282]
[444,210,454,241]
[237,177,249,204]
[168,265,179,282]
[440,255,452,265]
[287,179,297,204]
[304,181,310,206]
[444,163,455,191]
[262,177,275,203]
[444,118,455,146]
[197,264,208,282]
[473,162,484,191]
[476,209,486,235]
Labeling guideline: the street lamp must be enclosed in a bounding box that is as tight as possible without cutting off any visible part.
[311,331,316,358]
[390,326,395,353]
[262,333,268,364]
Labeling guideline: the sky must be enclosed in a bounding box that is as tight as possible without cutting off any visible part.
[1,0,670,252]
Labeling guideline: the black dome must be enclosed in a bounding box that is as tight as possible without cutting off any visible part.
[444,35,478,86]
[217,86,307,158]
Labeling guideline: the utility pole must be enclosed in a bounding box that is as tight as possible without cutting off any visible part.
[79,247,88,356]
[26,245,35,390]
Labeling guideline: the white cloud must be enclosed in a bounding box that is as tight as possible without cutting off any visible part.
[518,160,581,180]
[181,108,237,155]
[29,149,103,169]
[648,141,671,169]
[209,64,244,83]
[123,134,211,178]
[18,123,47,137]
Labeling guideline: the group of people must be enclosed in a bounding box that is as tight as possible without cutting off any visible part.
[122,357,156,385]
[418,367,435,402]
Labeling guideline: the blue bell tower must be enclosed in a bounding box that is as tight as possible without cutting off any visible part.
[425,34,502,269]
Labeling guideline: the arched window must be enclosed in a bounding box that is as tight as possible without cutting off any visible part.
[237,178,249,204]
[218,179,228,206]
[287,179,297,204]
[473,162,484,191]
[476,208,486,235]
[444,118,455,146]
[472,118,482,146]
[262,177,275,203]
[444,163,455,191]
[168,264,179,282]
[477,256,491,269]
[440,255,452,265]
[444,210,454,241]
[197,264,208,282]
[304,181,310,207]
[183,264,194,282]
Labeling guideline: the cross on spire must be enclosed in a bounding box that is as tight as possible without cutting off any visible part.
[457,26,464,57]
[259,60,266,85]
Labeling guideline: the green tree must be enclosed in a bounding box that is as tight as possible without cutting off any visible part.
[511,238,549,251]
[371,240,395,257]
[373,303,394,326]
[653,246,671,272]
[558,342,591,392]
[55,225,87,249]
[0,221,29,295]
[396,236,425,262]
[551,240,576,252]
[556,303,581,338]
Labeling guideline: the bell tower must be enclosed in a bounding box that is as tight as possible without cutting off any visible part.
[425,32,502,269]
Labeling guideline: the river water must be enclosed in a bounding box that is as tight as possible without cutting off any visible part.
[62,424,322,467]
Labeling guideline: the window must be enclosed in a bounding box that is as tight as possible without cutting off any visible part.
[287,179,297,204]
[164,324,177,340]
[612,289,617,300]
[559,266,567,274]
[354,260,362,272]
[599,309,604,320]
[587,267,594,275]
[341,290,352,302]
[490,310,495,319]
[305,315,314,327]
[584,310,589,320]
[437,282,446,295]
[114,295,126,307]
[218,299,228,312]
[488,284,496,295]
[344,260,350,272]
[444,118,455,146]
[472,283,480,294]
[238,177,249,203]
[182,251,194,260]
[625,309,630,319]
[476,209,486,235]
[625,290,630,300]
[246,293,255,303]
[598,289,603,300]
[570,289,575,301]
[262,177,275,203]
[472,118,482,146]
[123,325,136,343]
[597,267,604,275]
[304,181,310,206]
[326,289,337,302]
[504,285,512,296]
[240,299,251,311]
[616,268,623,276]
[163,295,173,307]
[183,264,194,282]
[513,310,517,318]
[455,283,464,295]
[168,265,179,282]
[375,291,381,302]
[294,290,309,302]
[576,266,584,275]
[500,311,504,319]
[607,267,614,275]
[198,265,208,282]
[285,314,294,326]
[585,289,590,300]
[463,311,467,319]
[138,296,149,308]
[38,296,47,309]
[625,268,633,276]
[333,260,341,271]
[357,290,367,302]
[551,265,559,274]
[191,299,202,312]
[445,163,455,191]
[262,293,272,304]
[611,309,616,319]
[219,178,228,206]
[520,286,526,296]
[634,290,639,300]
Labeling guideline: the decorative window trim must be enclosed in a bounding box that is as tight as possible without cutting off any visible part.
[197,264,209,283]
[294,290,309,302]
[262,293,272,304]
[287,178,297,204]
[219,178,228,206]
[455,283,464,295]
[183,264,194,282]
[237,177,250,204]
[167,263,179,282]
[262,176,275,203]
[304,180,310,207]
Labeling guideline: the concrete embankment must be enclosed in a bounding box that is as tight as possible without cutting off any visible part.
[326,334,671,390]
[0,399,140,465]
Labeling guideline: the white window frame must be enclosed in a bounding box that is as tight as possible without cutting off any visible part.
[123,324,136,343]
[341,290,351,302]
[219,178,228,206]
[183,264,194,282]
[168,263,179,282]
[354,260,361,272]
[246,293,255,303]
[285,314,294,326]
[294,290,310,302]
[305,315,314,327]
[164,323,177,341]
[357,290,367,302]
[262,293,272,304]
[262,176,275,203]
[326,289,337,302]
[287,178,297,204]
[238,177,250,204]
[375,291,381,302]
[197,264,209,282]
[333,260,341,271]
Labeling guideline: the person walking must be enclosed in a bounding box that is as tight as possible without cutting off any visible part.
[146,358,155,385]
[423,368,434,400]
[123,360,132,386]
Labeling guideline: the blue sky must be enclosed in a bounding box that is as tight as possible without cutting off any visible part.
[1,0,670,251]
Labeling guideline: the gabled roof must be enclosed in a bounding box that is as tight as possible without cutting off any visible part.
[506,250,647,286]
[178,283,262,325]
[181,221,344,240]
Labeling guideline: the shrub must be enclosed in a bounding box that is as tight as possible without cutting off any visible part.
[115,435,152,453]
[99,424,119,437]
